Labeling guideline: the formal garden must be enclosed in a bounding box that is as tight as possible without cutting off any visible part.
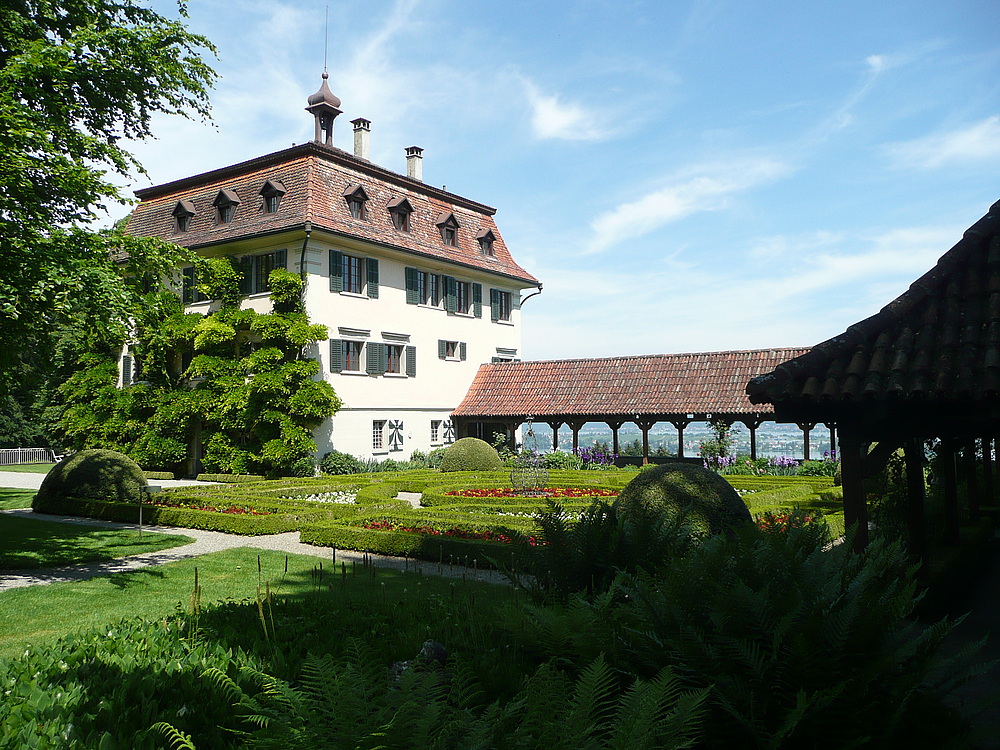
[1,439,994,748]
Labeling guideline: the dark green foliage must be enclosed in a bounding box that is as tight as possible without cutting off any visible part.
[34,448,148,508]
[195,473,266,483]
[613,462,752,537]
[544,450,584,470]
[288,457,316,478]
[143,471,175,480]
[319,450,364,475]
[440,437,503,472]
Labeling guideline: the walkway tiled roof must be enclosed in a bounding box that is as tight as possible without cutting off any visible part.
[126,142,539,286]
[748,199,1000,406]
[453,349,811,419]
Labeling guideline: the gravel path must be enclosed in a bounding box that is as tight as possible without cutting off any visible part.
[0,508,509,592]
[0,471,211,491]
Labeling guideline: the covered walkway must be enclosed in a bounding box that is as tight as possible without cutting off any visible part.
[452,348,816,461]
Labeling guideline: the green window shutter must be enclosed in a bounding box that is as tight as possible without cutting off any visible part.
[405,345,416,377]
[329,339,343,373]
[329,250,343,292]
[405,267,419,304]
[274,248,287,270]
[182,267,195,304]
[438,339,447,359]
[490,288,500,322]
[472,283,482,318]
[238,256,253,296]
[491,357,501,363]
[366,342,382,374]
[366,258,379,298]
[459,342,467,361]
[444,276,457,313]
[122,355,133,386]
[379,343,388,374]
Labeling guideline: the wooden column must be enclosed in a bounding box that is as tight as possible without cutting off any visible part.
[798,422,817,461]
[984,437,995,503]
[964,439,980,522]
[636,420,656,464]
[569,421,585,453]
[670,419,691,458]
[742,417,764,461]
[942,439,961,546]
[606,421,624,455]
[904,436,928,575]
[839,429,869,551]
[826,423,837,460]
[548,421,563,451]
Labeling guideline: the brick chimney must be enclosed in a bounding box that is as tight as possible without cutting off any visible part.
[405,146,423,182]
[351,118,371,160]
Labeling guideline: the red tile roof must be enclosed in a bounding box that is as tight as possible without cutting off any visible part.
[126,142,539,286]
[748,199,1000,407]
[453,348,811,420]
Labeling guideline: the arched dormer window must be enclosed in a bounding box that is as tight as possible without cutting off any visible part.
[387,196,413,232]
[172,200,196,233]
[260,179,286,214]
[436,211,460,247]
[343,183,369,220]
[213,189,241,224]
[476,228,496,256]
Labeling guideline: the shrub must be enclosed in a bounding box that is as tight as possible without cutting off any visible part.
[34,449,148,510]
[320,450,364,475]
[195,473,266,483]
[439,437,503,472]
[543,450,583,470]
[427,447,446,468]
[143,470,175,480]
[288,456,316,478]
[613,462,751,537]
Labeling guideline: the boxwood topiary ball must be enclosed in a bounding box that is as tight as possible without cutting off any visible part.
[439,437,503,472]
[34,449,149,511]
[613,462,751,537]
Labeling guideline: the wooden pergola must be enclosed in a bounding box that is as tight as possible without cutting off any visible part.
[748,199,1000,566]
[452,348,815,461]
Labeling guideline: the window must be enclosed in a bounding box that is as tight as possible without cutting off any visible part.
[477,228,495,256]
[330,250,379,298]
[438,340,466,361]
[491,288,512,322]
[386,344,403,374]
[213,189,241,224]
[342,340,363,371]
[442,277,482,316]
[457,281,470,314]
[342,254,363,293]
[260,179,286,213]
[436,212,460,247]
[181,266,206,304]
[238,249,287,295]
[405,268,441,306]
[343,184,369,220]
[172,200,195,232]
[387,196,413,232]
[372,420,386,451]
[430,420,441,444]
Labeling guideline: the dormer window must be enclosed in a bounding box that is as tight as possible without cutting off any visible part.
[172,200,196,233]
[476,228,496,256]
[436,212,460,247]
[387,196,413,232]
[213,189,241,224]
[260,179,286,214]
[343,183,369,220]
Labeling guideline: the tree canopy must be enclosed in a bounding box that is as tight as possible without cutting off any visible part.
[0,0,217,390]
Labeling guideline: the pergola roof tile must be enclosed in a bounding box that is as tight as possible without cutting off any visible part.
[748,199,1000,408]
[453,348,810,420]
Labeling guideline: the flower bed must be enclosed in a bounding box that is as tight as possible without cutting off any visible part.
[151,500,272,516]
[360,519,524,545]
[444,487,618,499]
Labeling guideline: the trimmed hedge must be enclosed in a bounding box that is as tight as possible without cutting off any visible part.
[439,438,503,472]
[196,473,266,483]
[143,471,175,480]
[35,449,148,511]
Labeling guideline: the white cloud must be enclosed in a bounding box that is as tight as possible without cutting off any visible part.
[522,78,610,141]
[585,158,791,254]
[885,116,1000,170]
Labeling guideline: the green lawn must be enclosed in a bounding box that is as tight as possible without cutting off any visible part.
[0,463,52,473]
[0,547,509,660]
[0,488,34,510]
[0,514,192,570]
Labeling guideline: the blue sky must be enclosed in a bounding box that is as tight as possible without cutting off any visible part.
[122,0,1000,361]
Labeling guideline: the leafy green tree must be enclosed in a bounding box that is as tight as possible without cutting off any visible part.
[0,0,216,392]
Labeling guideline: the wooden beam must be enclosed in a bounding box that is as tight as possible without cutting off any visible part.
[964,440,981,522]
[839,430,869,552]
[942,439,961,546]
[547,421,562,451]
[670,419,691,458]
[904,436,928,576]
[605,421,624,455]
[797,422,817,461]
[985,437,995,503]
[635,420,657,464]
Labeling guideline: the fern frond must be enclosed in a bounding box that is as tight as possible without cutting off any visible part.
[151,722,197,750]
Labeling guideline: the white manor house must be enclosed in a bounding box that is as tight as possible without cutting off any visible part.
[125,73,541,462]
